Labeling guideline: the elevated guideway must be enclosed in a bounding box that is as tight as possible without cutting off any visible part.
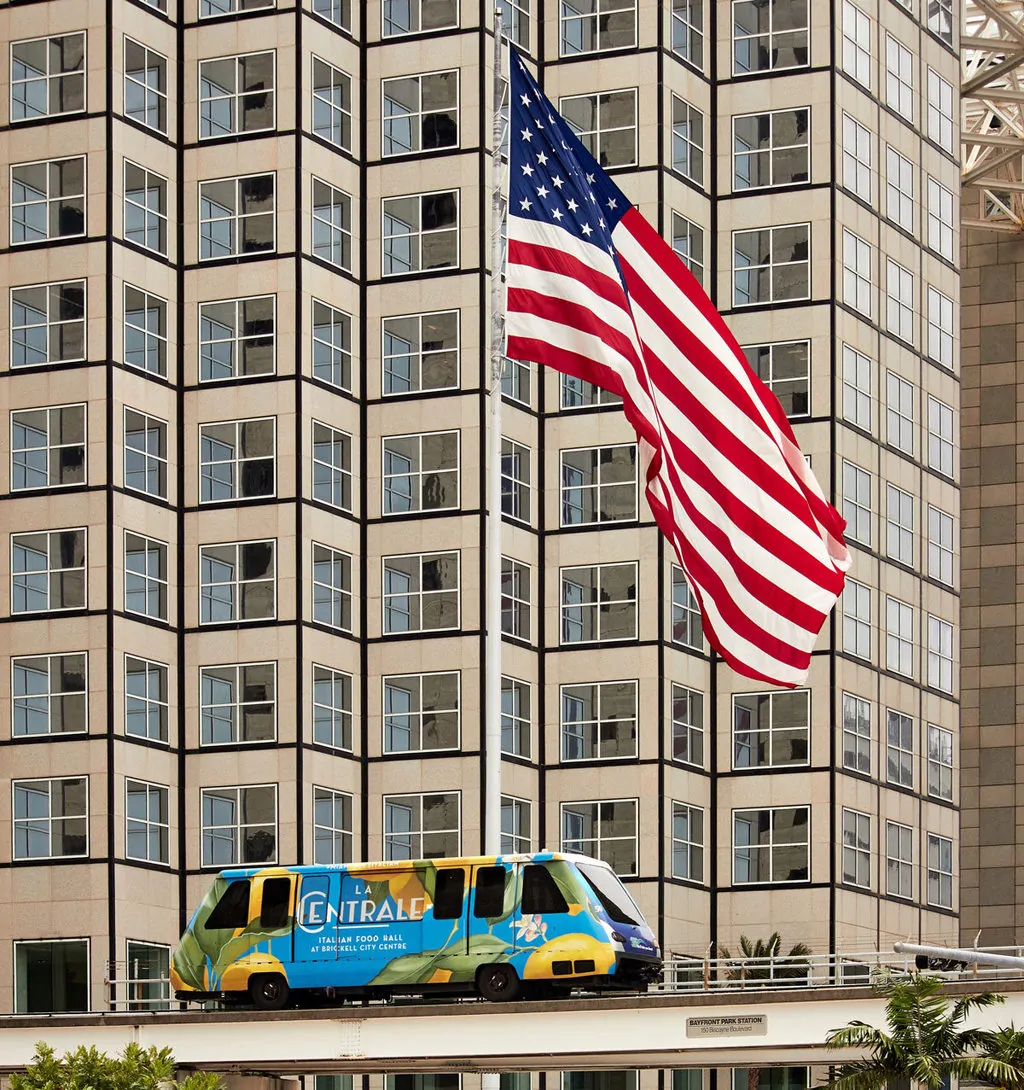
[4,980,1024,1076]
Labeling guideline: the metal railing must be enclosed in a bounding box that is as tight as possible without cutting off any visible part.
[104,961,172,1010]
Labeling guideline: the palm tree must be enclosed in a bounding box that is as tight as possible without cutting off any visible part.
[822,972,1024,1090]
[716,932,813,982]
[977,1025,1024,1089]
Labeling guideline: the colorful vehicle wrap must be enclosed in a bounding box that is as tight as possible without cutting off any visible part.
[171,852,661,1004]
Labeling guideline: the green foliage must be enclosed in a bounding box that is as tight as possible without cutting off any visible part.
[821,972,1024,1090]
[9,1042,224,1090]
[716,932,813,980]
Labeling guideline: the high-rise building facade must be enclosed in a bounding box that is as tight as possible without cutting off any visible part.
[0,0,960,1015]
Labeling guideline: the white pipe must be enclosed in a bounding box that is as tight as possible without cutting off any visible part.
[894,942,1024,969]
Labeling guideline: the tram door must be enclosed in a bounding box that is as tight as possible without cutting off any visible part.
[295,872,337,963]
[469,862,519,952]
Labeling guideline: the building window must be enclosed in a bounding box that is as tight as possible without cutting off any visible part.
[199,296,275,381]
[927,724,953,801]
[199,540,276,623]
[384,793,460,859]
[501,438,531,523]
[314,787,353,865]
[383,311,458,394]
[927,68,954,153]
[12,33,85,121]
[671,96,704,184]
[500,0,531,48]
[927,178,955,261]
[842,1,871,87]
[928,0,952,45]
[313,664,352,751]
[561,680,637,762]
[671,683,704,767]
[842,578,871,659]
[13,777,87,859]
[927,396,954,477]
[383,0,458,36]
[200,663,276,746]
[886,485,914,567]
[885,35,914,120]
[14,940,88,1014]
[199,53,275,137]
[671,213,705,285]
[733,224,810,306]
[312,59,351,150]
[12,404,86,490]
[928,505,954,586]
[501,557,531,640]
[124,286,167,376]
[12,281,86,369]
[501,796,532,855]
[672,0,704,67]
[561,90,638,169]
[124,162,167,255]
[12,529,86,613]
[886,820,913,899]
[312,179,352,270]
[561,445,637,525]
[842,808,871,888]
[200,418,274,503]
[382,191,458,275]
[383,672,459,753]
[927,614,954,692]
[841,113,871,201]
[733,806,810,884]
[312,422,352,510]
[733,109,809,190]
[561,799,638,876]
[125,656,168,743]
[842,344,872,430]
[124,409,167,498]
[201,0,273,15]
[201,785,277,867]
[124,39,166,132]
[926,287,955,369]
[561,562,637,643]
[11,157,86,244]
[125,941,169,1011]
[495,678,534,768]
[672,802,704,882]
[199,174,275,260]
[886,596,914,677]
[125,779,169,864]
[733,0,809,74]
[842,229,872,316]
[733,689,810,769]
[560,0,636,55]
[312,543,352,631]
[383,552,460,633]
[842,461,871,546]
[125,533,168,621]
[926,833,953,909]
[886,260,914,345]
[305,311,351,399]
[382,70,458,156]
[562,375,622,410]
[886,709,914,787]
[12,654,87,736]
[671,566,702,650]
[885,147,915,232]
[842,692,870,774]
[886,371,915,455]
[502,357,532,406]
[383,431,459,514]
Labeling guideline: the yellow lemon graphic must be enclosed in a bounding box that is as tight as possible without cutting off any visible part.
[219,953,287,993]
[169,964,189,992]
[522,933,616,980]
[388,870,428,913]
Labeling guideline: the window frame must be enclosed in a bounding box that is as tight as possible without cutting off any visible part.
[12,652,88,738]
[11,403,87,491]
[382,430,460,515]
[124,284,167,377]
[560,797,639,877]
[842,460,872,547]
[124,531,169,621]
[842,344,872,431]
[312,177,353,271]
[198,538,277,625]
[312,299,353,392]
[125,777,170,865]
[885,483,914,567]
[124,407,168,500]
[733,222,811,307]
[311,420,353,511]
[382,309,460,395]
[927,176,955,261]
[885,819,913,900]
[732,0,810,76]
[198,294,276,382]
[671,682,704,768]
[732,805,811,885]
[200,783,278,869]
[199,416,276,504]
[382,791,462,860]
[198,172,276,261]
[313,785,354,865]
[383,671,461,755]
[312,663,353,752]
[885,259,915,345]
[382,0,459,38]
[561,561,638,645]
[927,395,955,478]
[199,661,277,747]
[560,443,638,527]
[382,550,461,634]
[885,595,914,678]
[927,723,954,801]
[13,937,90,1014]
[123,37,167,134]
[842,1,871,88]
[11,156,87,245]
[671,212,705,285]
[501,794,532,855]
[501,556,532,641]
[311,542,353,632]
[885,145,915,232]
[125,654,169,744]
[312,55,353,152]
[671,801,704,883]
[926,286,955,369]
[501,675,531,760]
[11,32,87,122]
[842,228,872,316]
[841,112,872,201]
[381,69,459,158]
[841,692,870,774]
[886,708,914,788]
[732,107,810,192]
[671,94,705,185]
[381,189,460,277]
[123,160,168,256]
[927,613,954,693]
[560,679,639,763]
[842,578,871,659]
[841,807,871,889]
[926,832,953,909]
[886,371,915,455]
[13,775,89,860]
[927,68,954,153]
[198,50,276,137]
[927,504,954,586]
[885,34,914,121]
[559,88,639,170]
[559,0,638,56]
[11,527,87,614]
[732,689,811,771]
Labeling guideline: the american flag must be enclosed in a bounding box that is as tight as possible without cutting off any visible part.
[504,51,850,687]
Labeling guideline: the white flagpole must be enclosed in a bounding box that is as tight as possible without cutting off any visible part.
[484,8,508,859]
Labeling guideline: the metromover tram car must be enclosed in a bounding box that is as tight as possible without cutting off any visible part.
[171,851,661,1008]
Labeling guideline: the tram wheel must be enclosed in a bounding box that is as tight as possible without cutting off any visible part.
[250,972,290,1011]
[477,963,521,1002]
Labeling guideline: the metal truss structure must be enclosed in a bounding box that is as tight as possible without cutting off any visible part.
[963,1,1024,231]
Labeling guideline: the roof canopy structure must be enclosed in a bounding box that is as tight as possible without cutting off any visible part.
[963,1,1024,231]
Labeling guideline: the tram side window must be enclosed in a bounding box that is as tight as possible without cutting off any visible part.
[433,867,465,919]
[205,880,251,929]
[474,866,506,917]
[521,865,568,914]
[260,877,291,927]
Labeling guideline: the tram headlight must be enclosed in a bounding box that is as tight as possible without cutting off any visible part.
[611,931,627,944]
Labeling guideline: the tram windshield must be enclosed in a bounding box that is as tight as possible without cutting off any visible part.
[576,863,643,926]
